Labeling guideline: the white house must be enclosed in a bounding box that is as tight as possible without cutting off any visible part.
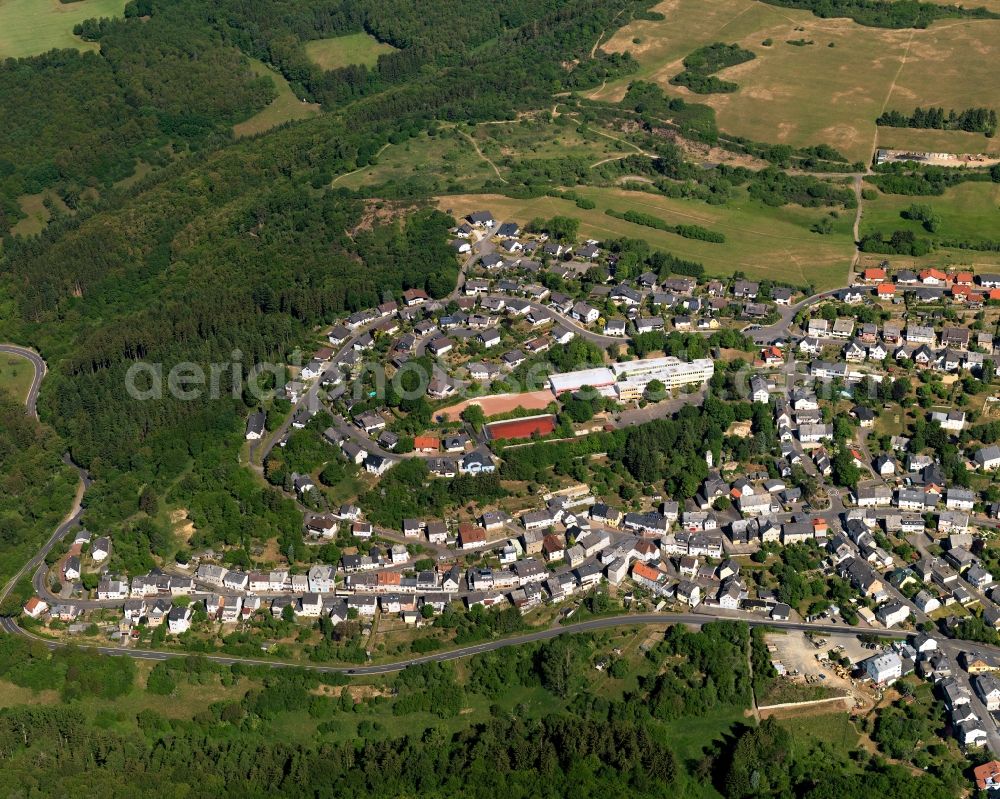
[976,445,1000,471]
[22,597,48,619]
[167,605,193,635]
[863,652,902,684]
[876,601,911,629]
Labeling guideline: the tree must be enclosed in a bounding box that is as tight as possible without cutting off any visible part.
[546,215,580,242]
[832,448,860,487]
[460,404,486,431]
[644,378,666,401]
[139,486,159,516]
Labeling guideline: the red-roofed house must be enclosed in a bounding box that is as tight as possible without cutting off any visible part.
[876,283,896,298]
[458,523,488,549]
[954,271,974,286]
[402,288,429,306]
[974,760,1000,791]
[760,346,783,366]
[632,562,667,593]
[23,597,48,618]
[413,436,440,453]
[862,267,886,282]
[542,534,564,562]
[919,268,947,285]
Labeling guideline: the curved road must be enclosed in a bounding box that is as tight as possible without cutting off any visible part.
[0,344,46,419]
[0,607,904,675]
[0,346,89,607]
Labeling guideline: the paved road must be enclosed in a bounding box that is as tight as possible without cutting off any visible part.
[0,347,89,607]
[0,607,906,675]
[0,344,46,418]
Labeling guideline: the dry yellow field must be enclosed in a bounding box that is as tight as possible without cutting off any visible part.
[594,0,1000,162]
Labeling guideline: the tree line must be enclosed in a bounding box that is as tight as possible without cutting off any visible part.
[876,106,997,136]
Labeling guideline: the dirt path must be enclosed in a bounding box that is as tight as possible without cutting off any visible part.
[332,142,391,185]
[591,153,649,169]
[588,126,654,157]
[849,174,864,281]
[747,637,761,724]
[877,29,916,128]
[846,30,915,284]
[457,129,508,184]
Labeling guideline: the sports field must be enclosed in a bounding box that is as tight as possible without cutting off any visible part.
[304,32,396,71]
[594,0,1000,162]
[0,0,125,58]
[439,186,854,290]
[438,391,555,422]
[233,59,319,138]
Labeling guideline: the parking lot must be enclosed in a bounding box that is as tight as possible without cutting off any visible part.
[765,631,870,699]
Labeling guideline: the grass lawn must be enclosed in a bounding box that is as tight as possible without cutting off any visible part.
[439,186,854,290]
[860,181,1000,272]
[233,59,320,139]
[594,0,1000,162]
[657,707,747,761]
[0,0,125,58]
[776,710,860,753]
[321,473,366,505]
[0,350,35,403]
[304,32,397,71]
[861,181,1000,245]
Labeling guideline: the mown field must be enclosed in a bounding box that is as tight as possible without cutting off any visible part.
[233,59,320,138]
[439,186,854,290]
[0,0,125,58]
[594,0,1000,162]
[304,32,397,70]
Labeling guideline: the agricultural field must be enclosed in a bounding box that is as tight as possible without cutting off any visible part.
[440,185,855,290]
[0,0,126,58]
[233,59,320,138]
[0,351,35,403]
[303,32,397,71]
[594,0,1000,162]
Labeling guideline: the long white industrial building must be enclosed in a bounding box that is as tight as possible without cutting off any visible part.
[548,357,715,401]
